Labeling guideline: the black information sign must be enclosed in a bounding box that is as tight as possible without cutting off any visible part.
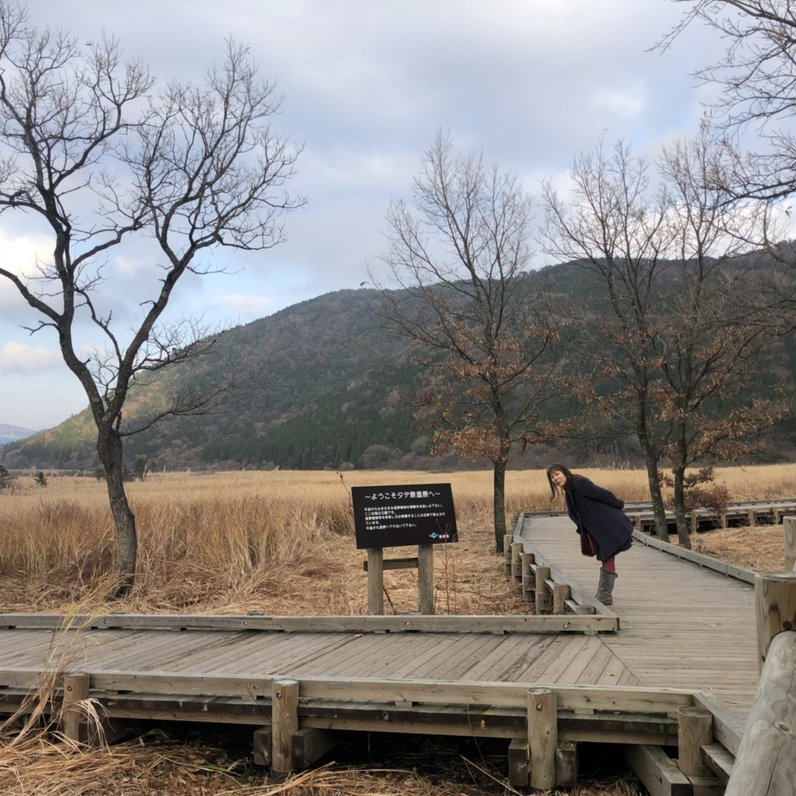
[351,483,458,550]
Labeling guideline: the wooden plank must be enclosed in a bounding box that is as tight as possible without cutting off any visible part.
[625,745,692,796]
[0,613,617,634]
[362,557,418,571]
[700,742,734,785]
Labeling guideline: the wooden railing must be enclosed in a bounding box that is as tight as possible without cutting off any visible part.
[725,562,796,795]
[506,513,618,623]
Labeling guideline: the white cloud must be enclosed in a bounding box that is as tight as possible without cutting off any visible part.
[0,341,60,375]
[589,84,646,121]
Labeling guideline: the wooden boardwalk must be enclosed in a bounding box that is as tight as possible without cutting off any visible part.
[0,511,773,788]
[518,513,759,715]
[0,614,633,694]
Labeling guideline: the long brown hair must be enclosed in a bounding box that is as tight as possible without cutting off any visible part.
[546,463,575,499]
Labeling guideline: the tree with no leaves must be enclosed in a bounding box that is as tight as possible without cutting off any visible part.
[663,0,796,326]
[654,127,787,542]
[544,133,786,546]
[381,133,557,553]
[0,2,303,595]
[542,140,673,540]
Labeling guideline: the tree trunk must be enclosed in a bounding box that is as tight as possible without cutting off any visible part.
[97,425,138,597]
[638,433,668,540]
[672,464,692,549]
[493,457,508,553]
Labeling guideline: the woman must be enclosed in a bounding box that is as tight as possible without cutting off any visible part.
[546,464,633,605]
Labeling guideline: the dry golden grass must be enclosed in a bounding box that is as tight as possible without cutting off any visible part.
[1,463,795,795]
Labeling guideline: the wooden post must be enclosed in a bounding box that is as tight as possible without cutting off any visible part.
[689,511,698,533]
[521,552,534,600]
[367,547,384,615]
[528,687,557,790]
[754,571,796,672]
[535,565,551,614]
[727,571,796,793]
[553,583,570,615]
[511,541,523,583]
[677,706,713,777]
[417,544,434,615]
[503,534,512,576]
[784,516,796,573]
[62,672,90,743]
[725,630,796,795]
[272,679,299,777]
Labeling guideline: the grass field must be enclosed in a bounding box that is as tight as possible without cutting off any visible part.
[1,463,794,794]
[1,463,794,614]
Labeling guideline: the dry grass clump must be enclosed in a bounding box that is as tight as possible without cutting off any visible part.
[690,525,787,571]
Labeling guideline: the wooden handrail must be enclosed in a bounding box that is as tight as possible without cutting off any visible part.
[726,571,796,794]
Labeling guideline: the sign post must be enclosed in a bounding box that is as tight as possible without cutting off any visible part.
[351,483,458,615]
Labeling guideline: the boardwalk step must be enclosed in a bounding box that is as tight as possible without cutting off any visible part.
[625,744,691,795]
[700,741,734,784]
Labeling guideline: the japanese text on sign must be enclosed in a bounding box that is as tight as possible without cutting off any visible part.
[351,483,458,550]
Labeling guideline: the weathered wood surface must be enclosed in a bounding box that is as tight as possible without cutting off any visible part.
[0,625,636,696]
[725,630,796,795]
[519,514,759,716]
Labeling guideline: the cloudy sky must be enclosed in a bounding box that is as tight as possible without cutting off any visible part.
[0,0,728,429]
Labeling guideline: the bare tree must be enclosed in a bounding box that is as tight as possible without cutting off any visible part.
[654,128,788,543]
[544,133,787,546]
[381,133,556,553]
[542,140,673,540]
[0,3,302,595]
[663,1,796,323]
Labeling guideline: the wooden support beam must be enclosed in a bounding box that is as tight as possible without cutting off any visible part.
[625,745,691,796]
[507,738,529,787]
[677,706,713,778]
[62,672,89,743]
[503,534,512,576]
[555,739,578,787]
[688,775,724,795]
[535,566,551,614]
[726,630,796,796]
[253,725,272,766]
[528,688,556,790]
[417,544,434,615]
[366,548,384,615]
[784,516,796,573]
[292,728,337,769]
[271,679,299,777]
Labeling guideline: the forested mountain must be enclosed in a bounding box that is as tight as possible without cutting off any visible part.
[2,260,794,471]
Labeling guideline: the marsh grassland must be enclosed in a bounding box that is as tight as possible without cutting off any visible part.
[1,464,794,794]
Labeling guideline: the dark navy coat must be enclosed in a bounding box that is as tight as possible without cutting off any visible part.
[564,476,633,562]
